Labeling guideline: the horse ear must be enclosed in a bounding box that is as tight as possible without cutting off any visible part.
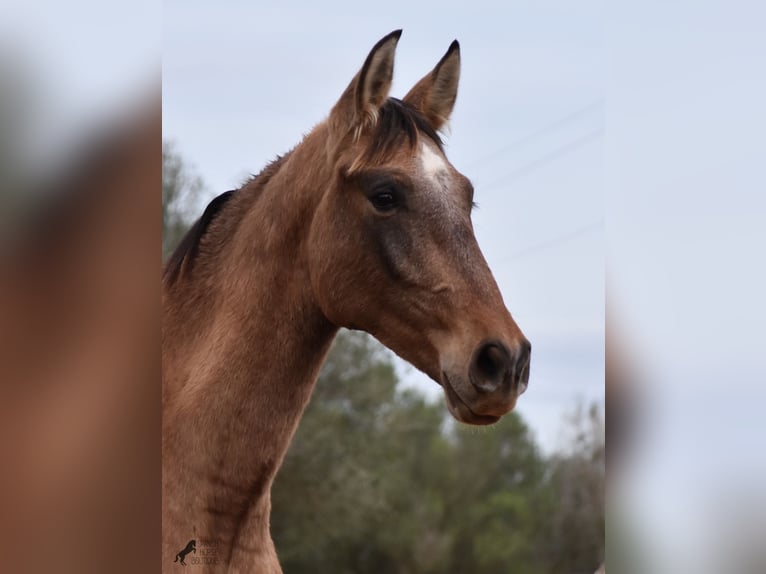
[403,40,461,131]
[328,30,402,143]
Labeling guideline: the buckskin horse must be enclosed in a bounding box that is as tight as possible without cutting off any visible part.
[162,30,531,573]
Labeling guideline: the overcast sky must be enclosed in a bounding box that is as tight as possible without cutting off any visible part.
[162,0,606,453]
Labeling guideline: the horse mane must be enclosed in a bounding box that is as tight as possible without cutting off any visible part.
[163,154,289,285]
[163,189,236,285]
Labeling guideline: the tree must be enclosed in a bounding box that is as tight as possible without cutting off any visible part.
[543,403,606,573]
[162,141,204,259]
[271,331,556,574]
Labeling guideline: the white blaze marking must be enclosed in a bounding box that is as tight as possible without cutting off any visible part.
[418,141,461,219]
[419,142,448,181]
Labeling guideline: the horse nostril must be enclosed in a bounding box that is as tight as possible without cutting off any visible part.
[470,341,512,392]
[521,338,531,358]
[516,338,532,394]
[470,339,531,394]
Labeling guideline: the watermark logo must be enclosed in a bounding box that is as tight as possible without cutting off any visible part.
[173,538,221,567]
[174,540,196,566]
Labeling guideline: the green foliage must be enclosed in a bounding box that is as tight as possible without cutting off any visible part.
[272,331,605,573]
[543,405,606,573]
[162,141,204,260]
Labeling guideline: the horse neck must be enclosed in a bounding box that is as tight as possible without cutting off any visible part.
[162,129,338,566]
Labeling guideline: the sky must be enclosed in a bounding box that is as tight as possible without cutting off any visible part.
[604,3,766,572]
[162,0,606,454]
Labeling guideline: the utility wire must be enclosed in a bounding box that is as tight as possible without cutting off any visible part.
[464,100,604,172]
[478,127,604,194]
[494,219,604,264]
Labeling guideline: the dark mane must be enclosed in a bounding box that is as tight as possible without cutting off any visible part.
[163,154,289,285]
[363,98,443,163]
[163,190,236,285]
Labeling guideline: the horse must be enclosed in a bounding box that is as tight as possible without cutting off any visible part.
[162,30,531,573]
[174,539,197,565]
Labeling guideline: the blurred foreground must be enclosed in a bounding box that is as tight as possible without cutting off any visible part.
[0,3,160,572]
[0,102,161,573]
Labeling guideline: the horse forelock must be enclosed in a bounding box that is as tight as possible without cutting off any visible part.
[347,98,443,174]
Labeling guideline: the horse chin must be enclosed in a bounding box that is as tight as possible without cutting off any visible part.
[440,372,503,426]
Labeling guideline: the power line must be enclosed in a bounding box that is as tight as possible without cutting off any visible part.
[494,219,604,264]
[464,100,604,172]
[479,127,604,194]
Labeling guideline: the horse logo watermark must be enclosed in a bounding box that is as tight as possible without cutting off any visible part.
[174,540,196,566]
[172,538,221,567]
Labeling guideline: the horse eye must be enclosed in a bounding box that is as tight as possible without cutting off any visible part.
[369,191,398,212]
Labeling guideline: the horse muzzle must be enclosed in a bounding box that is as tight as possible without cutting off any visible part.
[440,337,531,425]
